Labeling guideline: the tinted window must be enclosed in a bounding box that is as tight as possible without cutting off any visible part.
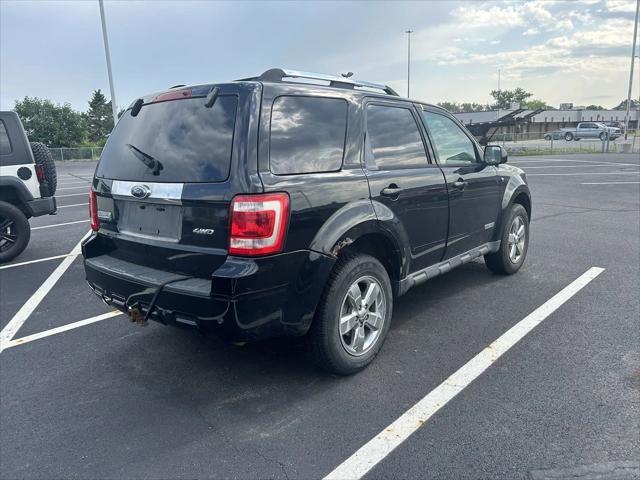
[270,96,347,175]
[421,111,477,165]
[366,105,428,169]
[0,121,12,155]
[96,96,237,183]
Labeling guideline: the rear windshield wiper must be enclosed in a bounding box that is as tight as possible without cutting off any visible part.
[126,144,163,176]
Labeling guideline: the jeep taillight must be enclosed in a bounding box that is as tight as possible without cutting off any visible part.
[89,190,100,231]
[35,164,46,183]
[229,193,289,256]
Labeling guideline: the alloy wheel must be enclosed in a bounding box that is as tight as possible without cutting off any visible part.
[338,275,386,356]
[507,216,526,264]
[0,217,17,253]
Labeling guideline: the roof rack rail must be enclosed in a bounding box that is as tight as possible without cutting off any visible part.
[237,68,399,96]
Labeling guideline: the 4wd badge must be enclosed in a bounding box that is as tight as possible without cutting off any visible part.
[193,228,215,235]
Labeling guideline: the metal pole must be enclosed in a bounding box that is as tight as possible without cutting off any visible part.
[99,0,118,126]
[624,0,639,140]
[405,30,413,98]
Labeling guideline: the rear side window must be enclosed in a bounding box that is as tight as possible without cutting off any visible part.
[270,96,347,175]
[96,95,237,183]
[0,121,12,155]
[365,105,428,169]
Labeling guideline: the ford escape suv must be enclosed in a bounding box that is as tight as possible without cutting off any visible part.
[82,69,531,375]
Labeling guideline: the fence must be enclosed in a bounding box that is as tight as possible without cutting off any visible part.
[494,130,640,156]
[50,147,103,161]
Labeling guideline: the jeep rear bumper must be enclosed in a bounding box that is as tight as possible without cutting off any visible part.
[26,196,57,217]
[82,236,335,341]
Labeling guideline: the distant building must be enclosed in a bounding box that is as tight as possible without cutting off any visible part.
[454,108,638,137]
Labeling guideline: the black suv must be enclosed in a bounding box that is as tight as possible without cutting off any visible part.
[83,69,531,374]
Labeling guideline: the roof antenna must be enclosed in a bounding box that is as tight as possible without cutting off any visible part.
[341,72,354,79]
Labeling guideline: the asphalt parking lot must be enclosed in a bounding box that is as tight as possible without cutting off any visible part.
[1,153,639,479]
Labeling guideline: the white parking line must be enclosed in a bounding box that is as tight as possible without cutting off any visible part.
[521,164,640,169]
[2,311,121,351]
[511,158,640,167]
[57,186,89,191]
[31,220,89,230]
[581,181,640,185]
[324,267,605,480]
[0,232,90,352]
[0,253,76,270]
[527,172,640,176]
[57,202,89,209]
[55,193,87,198]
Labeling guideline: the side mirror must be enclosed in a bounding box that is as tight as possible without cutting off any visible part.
[484,144,507,165]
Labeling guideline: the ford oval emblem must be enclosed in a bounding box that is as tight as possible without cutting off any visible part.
[131,184,151,199]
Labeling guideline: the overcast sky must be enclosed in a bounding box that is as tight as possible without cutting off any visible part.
[1,0,637,112]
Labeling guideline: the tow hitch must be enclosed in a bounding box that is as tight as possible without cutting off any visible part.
[127,304,148,326]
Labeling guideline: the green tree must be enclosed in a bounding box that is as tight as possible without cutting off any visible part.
[437,101,461,113]
[490,87,533,109]
[86,89,114,144]
[613,99,640,110]
[13,97,86,147]
[522,99,551,110]
[585,104,604,110]
[460,102,489,112]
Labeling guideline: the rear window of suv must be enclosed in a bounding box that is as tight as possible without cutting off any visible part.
[270,96,347,175]
[96,95,237,183]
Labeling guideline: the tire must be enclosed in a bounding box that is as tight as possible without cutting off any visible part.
[484,203,529,275]
[599,132,607,141]
[544,134,551,141]
[0,201,31,263]
[308,252,393,375]
[564,132,573,141]
[30,142,57,195]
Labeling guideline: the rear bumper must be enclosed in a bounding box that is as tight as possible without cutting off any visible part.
[26,196,56,217]
[82,235,335,341]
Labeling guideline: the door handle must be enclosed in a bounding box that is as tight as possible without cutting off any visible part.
[453,179,468,190]
[381,184,402,198]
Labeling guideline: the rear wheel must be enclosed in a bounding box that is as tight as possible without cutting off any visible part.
[309,252,393,375]
[0,201,31,263]
[564,132,573,141]
[484,203,529,275]
[599,132,607,141]
[30,142,57,195]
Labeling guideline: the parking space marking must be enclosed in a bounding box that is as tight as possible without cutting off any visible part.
[2,311,121,351]
[55,192,88,198]
[57,203,89,209]
[324,267,605,480]
[0,253,76,270]
[57,185,90,190]
[511,158,639,167]
[31,220,89,230]
[521,164,640,169]
[0,232,90,353]
[581,181,640,185]
[527,172,640,177]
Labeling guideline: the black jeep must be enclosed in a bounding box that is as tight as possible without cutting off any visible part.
[82,69,531,374]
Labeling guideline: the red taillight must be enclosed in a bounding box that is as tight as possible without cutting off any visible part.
[89,190,100,231]
[35,164,45,183]
[229,193,289,256]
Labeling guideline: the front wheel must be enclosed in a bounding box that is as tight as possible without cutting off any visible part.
[599,132,607,141]
[484,204,529,275]
[309,253,393,375]
[0,201,31,263]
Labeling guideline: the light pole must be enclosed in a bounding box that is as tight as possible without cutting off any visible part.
[99,0,118,126]
[624,0,639,140]
[405,29,413,98]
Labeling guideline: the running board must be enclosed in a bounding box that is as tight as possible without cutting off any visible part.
[397,241,501,296]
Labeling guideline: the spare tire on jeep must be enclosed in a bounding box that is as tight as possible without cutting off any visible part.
[30,142,57,195]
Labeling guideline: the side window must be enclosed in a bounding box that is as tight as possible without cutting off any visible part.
[0,121,12,155]
[270,96,347,175]
[365,104,428,169]
[421,111,478,165]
